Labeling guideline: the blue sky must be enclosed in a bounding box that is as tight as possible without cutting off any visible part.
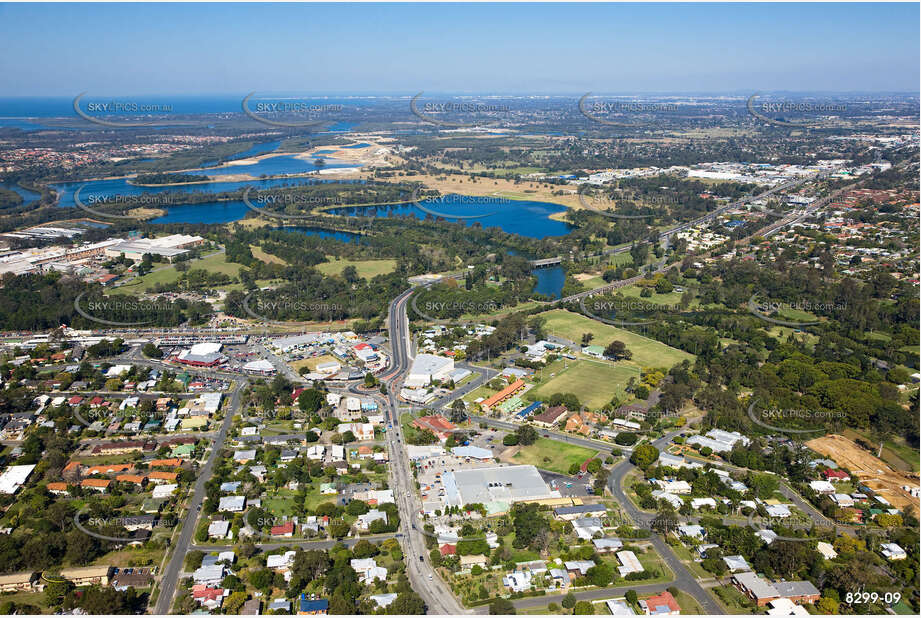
[0,2,917,95]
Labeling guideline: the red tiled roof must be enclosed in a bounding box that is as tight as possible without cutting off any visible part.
[271,521,295,535]
[481,379,525,408]
[81,478,111,488]
[439,544,457,556]
[412,415,457,434]
[644,591,680,613]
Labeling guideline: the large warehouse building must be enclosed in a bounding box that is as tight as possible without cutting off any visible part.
[404,353,454,387]
[442,465,560,510]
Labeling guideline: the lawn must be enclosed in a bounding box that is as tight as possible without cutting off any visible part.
[843,428,920,473]
[527,359,639,409]
[671,590,704,615]
[315,257,397,279]
[668,542,712,579]
[251,244,287,265]
[0,590,51,613]
[539,309,693,368]
[110,251,243,294]
[511,437,598,474]
[290,354,338,372]
[712,584,755,614]
[262,493,298,517]
[613,282,692,307]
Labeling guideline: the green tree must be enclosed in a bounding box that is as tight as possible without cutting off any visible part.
[517,424,538,446]
[630,444,659,469]
[562,591,577,610]
[489,598,516,614]
[391,591,426,614]
[574,600,595,614]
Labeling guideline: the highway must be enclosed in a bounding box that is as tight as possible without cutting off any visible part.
[153,379,245,614]
[382,288,468,614]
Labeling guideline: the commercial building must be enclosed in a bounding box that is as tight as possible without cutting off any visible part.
[687,429,751,453]
[59,566,114,587]
[411,415,457,441]
[104,234,204,262]
[442,465,559,509]
[0,572,38,592]
[404,354,454,387]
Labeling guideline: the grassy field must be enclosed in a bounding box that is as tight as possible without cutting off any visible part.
[0,590,51,612]
[111,251,243,294]
[842,428,919,473]
[251,244,287,265]
[713,584,756,614]
[290,354,338,372]
[527,359,639,409]
[315,257,397,279]
[540,309,693,369]
[613,282,691,307]
[510,437,598,474]
[671,590,705,615]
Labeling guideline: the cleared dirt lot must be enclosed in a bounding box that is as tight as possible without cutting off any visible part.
[806,434,920,510]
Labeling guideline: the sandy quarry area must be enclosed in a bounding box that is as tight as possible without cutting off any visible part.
[806,434,920,510]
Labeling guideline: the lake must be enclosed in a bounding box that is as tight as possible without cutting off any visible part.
[328,194,571,239]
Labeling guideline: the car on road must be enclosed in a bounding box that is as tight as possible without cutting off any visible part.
[419,555,424,562]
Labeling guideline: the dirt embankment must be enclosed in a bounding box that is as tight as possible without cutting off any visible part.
[806,434,920,510]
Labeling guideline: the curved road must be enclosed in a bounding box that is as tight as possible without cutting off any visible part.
[607,432,726,615]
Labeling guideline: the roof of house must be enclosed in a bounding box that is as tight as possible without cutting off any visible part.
[116,474,146,484]
[148,458,184,467]
[81,478,111,488]
[149,470,178,481]
[481,379,525,408]
[643,591,680,614]
[271,521,295,535]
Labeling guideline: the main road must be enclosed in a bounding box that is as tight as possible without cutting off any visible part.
[382,288,468,614]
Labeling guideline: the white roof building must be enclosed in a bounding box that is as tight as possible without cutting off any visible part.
[816,541,838,560]
[152,483,178,498]
[880,543,907,560]
[219,496,246,512]
[208,520,230,538]
[809,480,835,494]
[0,464,36,494]
[690,497,717,509]
[267,550,297,570]
[766,598,810,616]
[357,509,388,530]
[765,504,792,518]
[616,551,644,576]
[406,354,454,386]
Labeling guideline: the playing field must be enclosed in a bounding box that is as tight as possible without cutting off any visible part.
[509,437,597,474]
[110,251,243,294]
[528,359,640,409]
[540,309,694,368]
[315,257,397,279]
